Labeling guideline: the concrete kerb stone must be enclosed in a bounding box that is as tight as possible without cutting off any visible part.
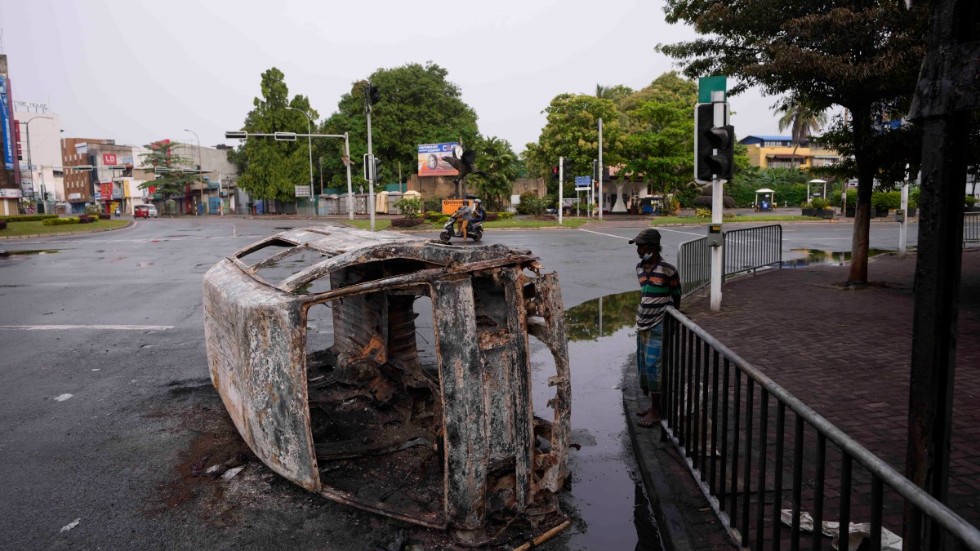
[623,359,739,551]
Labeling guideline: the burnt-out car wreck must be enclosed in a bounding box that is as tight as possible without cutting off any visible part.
[202,225,571,544]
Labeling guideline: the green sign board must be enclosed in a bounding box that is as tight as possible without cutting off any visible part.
[698,76,727,103]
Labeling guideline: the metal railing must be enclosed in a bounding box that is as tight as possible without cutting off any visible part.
[677,224,783,298]
[966,212,980,244]
[660,308,980,550]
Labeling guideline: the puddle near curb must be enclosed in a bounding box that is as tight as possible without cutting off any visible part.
[0,249,61,256]
[526,290,662,549]
[784,248,890,267]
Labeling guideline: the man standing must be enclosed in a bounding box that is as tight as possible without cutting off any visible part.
[630,228,681,428]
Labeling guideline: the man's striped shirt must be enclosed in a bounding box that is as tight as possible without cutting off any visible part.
[636,259,682,330]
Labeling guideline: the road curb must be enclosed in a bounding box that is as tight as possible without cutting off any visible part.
[622,361,738,551]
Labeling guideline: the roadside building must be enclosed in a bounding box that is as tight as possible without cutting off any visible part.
[60,138,139,214]
[738,135,842,169]
[174,141,238,215]
[0,54,23,215]
[13,102,62,213]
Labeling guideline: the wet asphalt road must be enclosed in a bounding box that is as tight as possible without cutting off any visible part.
[0,217,916,550]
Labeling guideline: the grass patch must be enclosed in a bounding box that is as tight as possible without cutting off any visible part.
[341,219,393,231]
[650,214,823,225]
[0,219,130,237]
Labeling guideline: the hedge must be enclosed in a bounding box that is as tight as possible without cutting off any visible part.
[43,217,81,226]
[0,214,59,223]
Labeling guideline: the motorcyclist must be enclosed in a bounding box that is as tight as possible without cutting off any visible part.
[461,199,486,239]
[454,200,472,238]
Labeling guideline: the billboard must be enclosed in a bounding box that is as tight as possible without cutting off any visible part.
[417,142,460,177]
[0,76,14,170]
[103,153,117,165]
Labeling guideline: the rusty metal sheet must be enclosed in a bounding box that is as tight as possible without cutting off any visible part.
[202,224,571,541]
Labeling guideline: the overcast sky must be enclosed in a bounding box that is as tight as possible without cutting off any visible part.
[2,0,795,154]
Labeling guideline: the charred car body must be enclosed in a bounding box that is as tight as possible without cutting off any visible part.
[202,225,571,542]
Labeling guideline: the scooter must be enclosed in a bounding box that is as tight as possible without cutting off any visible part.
[439,214,484,243]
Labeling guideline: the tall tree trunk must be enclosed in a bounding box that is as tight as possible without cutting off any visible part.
[847,107,876,284]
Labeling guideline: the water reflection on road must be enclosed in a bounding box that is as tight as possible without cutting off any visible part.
[528,290,662,550]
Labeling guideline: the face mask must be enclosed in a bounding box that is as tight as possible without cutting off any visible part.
[642,252,653,262]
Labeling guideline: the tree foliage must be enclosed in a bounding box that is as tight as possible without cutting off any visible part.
[233,67,320,202]
[319,62,479,190]
[775,94,829,168]
[620,73,699,202]
[657,0,930,283]
[138,140,196,198]
[465,135,521,211]
[523,94,623,197]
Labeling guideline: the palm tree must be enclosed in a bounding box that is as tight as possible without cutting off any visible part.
[468,136,520,211]
[775,95,828,168]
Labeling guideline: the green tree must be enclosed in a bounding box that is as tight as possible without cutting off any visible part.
[319,62,479,190]
[657,0,929,283]
[466,135,520,211]
[595,84,634,106]
[775,94,828,168]
[233,67,320,203]
[619,73,699,207]
[138,140,196,199]
[523,94,624,197]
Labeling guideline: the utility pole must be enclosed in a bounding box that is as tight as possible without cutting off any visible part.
[287,107,317,216]
[365,82,377,231]
[597,118,603,221]
[184,129,203,215]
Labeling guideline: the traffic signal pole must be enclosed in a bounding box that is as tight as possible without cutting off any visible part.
[366,84,376,232]
[710,92,726,312]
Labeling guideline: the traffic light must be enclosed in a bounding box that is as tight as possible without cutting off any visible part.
[551,165,559,181]
[365,83,380,105]
[593,159,599,182]
[561,158,573,181]
[695,103,735,181]
[363,154,382,181]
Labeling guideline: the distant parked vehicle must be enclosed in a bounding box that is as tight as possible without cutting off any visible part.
[134,204,158,218]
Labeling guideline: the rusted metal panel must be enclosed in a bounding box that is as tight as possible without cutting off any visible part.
[433,279,488,530]
[203,260,319,490]
[202,224,571,541]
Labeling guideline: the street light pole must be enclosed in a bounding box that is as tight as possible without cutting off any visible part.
[184,129,203,215]
[344,132,354,221]
[20,116,50,210]
[287,107,317,217]
[225,129,354,220]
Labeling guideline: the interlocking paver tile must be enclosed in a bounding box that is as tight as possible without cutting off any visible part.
[683,249,980,530]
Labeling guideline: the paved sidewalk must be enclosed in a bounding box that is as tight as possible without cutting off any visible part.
[628,247,980,546]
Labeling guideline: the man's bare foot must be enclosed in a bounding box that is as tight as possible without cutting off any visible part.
[637,410,661,428]
[635,407,651,417]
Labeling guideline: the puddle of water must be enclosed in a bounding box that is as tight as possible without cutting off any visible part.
[1,249,60,256]
[523,291,662,549]
[784,248,890,267]
[565,291,640,342]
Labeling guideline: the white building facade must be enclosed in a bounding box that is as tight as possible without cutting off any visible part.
[14,101,63,207]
